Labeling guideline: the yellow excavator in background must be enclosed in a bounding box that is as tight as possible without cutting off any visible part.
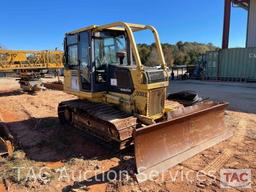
[58,22,232,182]
[0,50,63,91]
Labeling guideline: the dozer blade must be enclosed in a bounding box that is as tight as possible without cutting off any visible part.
[134,101,232,182]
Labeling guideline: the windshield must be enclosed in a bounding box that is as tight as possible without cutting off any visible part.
[94,33,128,68]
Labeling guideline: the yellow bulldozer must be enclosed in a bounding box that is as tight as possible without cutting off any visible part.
[58,22,232,182]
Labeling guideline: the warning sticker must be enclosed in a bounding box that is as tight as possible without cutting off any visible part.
[111,79,117,86]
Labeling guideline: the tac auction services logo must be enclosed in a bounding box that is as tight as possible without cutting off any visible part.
[220,169,251,189]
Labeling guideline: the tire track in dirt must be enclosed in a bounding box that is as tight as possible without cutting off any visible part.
[175,112,254,192]
[202,119,248,174]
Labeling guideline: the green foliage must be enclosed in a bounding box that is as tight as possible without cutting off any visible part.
[137,44,151,64]
[137,42,218,67]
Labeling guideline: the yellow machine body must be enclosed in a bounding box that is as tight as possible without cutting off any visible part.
[63,22,170,122]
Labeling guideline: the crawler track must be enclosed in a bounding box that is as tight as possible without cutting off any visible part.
[58,99,137,150]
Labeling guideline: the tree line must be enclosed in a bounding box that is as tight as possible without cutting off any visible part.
[0,41,218,67]
[138,41,218,67]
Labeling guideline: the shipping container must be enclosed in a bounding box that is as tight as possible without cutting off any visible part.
[202,48,256,82]
[204,51,218,79]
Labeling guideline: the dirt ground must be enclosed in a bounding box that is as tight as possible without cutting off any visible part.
[0,77,255,192]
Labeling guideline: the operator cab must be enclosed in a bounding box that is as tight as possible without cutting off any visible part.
[65,28,135,93]
[64,23,168,96]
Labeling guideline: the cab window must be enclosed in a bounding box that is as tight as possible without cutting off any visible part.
[94,33,127,68]
[66,34,78,67]
[68,45,78,66]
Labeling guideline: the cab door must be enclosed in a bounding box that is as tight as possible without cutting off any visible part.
[92,37,108,92]
[79,32,91,91]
